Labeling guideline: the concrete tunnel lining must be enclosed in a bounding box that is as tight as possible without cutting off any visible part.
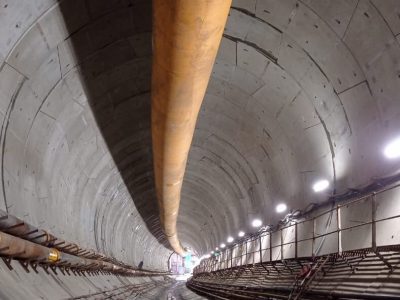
[0,0,400,298]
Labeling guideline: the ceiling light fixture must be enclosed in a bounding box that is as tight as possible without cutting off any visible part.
[276,203,287,213]
[252,219,262,227]
[312,179,329,192]
[227,236,234,243]
[238,231,245,237]
[384,137,400,159]
[220,243,226,248]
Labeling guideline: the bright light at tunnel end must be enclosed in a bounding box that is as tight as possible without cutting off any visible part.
[384,137,400,159]
[276,203,287,213]
[312,179,329,192]
[238,231,245,237]
[252,219,262,227]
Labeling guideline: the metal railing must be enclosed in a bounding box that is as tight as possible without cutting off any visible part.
[194,183,400,274]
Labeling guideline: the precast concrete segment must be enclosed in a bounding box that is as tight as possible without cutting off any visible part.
[151,0,232,255]
[1,2,400,298]
[0,0,170,272]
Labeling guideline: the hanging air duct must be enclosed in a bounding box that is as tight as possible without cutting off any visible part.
[151,0,232,255]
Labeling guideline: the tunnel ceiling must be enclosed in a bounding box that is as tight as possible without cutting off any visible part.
[1,0,400,265]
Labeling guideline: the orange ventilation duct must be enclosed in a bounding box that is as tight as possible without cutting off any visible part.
[151,0,232,255]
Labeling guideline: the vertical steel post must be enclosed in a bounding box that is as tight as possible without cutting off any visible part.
[245,240,248,266]
[295,222,298,259]
[372,193,377,252]
[269,233,272,262]
[337,205,342,255]
[312,218,316,256]
[281,229,284,260]
[230,247,233,268]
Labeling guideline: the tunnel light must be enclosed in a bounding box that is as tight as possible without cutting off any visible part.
[238,231,245,237]
[220,243,226,248]
[384,137,400,159]
[211,251,214,254]
[312,179,329,192]
[227,236,234,243]
[252,219,262,227]
[276,203,287,213]
[215,247,219,251]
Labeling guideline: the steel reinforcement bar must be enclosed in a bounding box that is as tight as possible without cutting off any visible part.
[67,282,158,299]
[0,210,130,268]
[0,211,168,276]
[188,248,400,299]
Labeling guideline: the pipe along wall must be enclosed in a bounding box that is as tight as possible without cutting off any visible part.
[0,211,167,276]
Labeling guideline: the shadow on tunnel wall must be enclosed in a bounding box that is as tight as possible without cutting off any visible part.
[59,0,170,250]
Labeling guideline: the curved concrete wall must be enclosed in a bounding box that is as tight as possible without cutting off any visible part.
[179,0,400,254]
[0,0,400,298]
[0,0,170,270]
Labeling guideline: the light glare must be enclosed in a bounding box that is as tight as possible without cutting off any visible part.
[227,236,234,243]
[252,219,262,227]
[220,243,226,248]
[276,203,287,213]
[238,231,245,237]
[312,179,329,192]
[384,137,400,159]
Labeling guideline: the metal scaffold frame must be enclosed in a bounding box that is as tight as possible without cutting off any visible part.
[189,183,400,299]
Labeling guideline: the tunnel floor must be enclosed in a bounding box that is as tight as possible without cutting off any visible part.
[139,280,207,300]
[0,255,205,300]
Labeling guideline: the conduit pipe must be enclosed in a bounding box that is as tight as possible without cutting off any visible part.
[151,0,232,255]
[0,211,125,268]
[0,212,54,246]
[0,230,61,263]
[0,230,167,276]
[0,211,167,274]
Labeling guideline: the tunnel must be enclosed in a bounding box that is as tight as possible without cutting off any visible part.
[0,0,400,299]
